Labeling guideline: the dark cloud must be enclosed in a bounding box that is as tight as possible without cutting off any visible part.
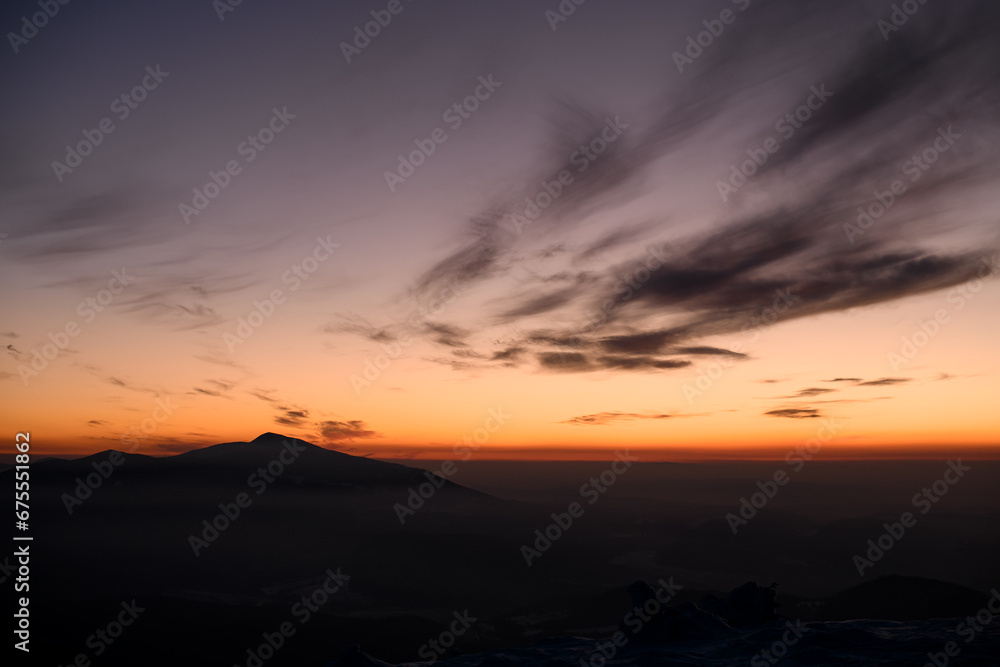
[675,346,748,358]
[599,330,680,355]
[491,346,525,361]
[326,313,395,343]
[188,379,236,398]
[766,408,822,419]
[424,322,470,348]
[452,348,487,359]
[87,420,109,426]
[527,333,588,348]
[562,412,672,426]
[105,376,160,394]
[12,191,159,260]
[536,350,693,373]
[857,377,912,386]
[250,389,278,403]
[537,352,591,372]
[401,1,1000,377]
[596,356,691,371]
[826,378,863,383]
[497,285,580,321]
[195,352,247,370]
[254,391,312,427]
[100,264,270,334]
[575,222,658,262]
[784,387,837,398]
[274,409,310,427]
[427,357,479,371]
[118,285,226,331]
[413,211,504,298]
[318,420,380,443]
[205,379,235,392]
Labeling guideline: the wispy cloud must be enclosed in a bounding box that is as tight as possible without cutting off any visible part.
[766,408,821,419]
[318,420,380,443]
[857,377,912,387]
[397,2,1000,379]
[562,412,673,426]
[784,387,837,398]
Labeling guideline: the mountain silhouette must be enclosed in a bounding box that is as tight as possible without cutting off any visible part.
[816,574,989,620]
[33,432,492,498]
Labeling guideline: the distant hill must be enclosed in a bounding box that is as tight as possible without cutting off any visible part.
[31,432,493,498]
[816,575,989,620]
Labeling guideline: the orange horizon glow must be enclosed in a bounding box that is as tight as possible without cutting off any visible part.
[19,436,1000,463]
[7,276,997,462]
[3,1,999,479]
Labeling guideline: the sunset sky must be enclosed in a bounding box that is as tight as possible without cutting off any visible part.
[2,0,998,459]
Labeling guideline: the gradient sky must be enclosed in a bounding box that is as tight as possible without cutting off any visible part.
[2,0,998,459]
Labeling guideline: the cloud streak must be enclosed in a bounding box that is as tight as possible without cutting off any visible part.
[561,412,673,426]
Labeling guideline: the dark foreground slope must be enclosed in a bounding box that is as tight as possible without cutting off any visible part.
[6,438,1000,665]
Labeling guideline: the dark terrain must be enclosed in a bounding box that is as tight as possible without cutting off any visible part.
[7,434,999,665]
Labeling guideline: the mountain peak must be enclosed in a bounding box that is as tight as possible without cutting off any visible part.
[246,432,323,452]
[251,432,294,443]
